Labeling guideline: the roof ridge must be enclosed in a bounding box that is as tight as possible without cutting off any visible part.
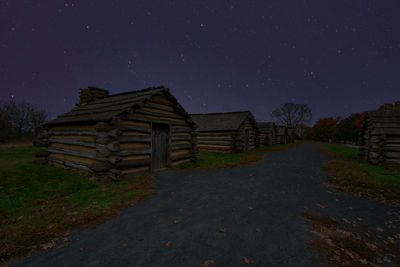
[105,85,166,98]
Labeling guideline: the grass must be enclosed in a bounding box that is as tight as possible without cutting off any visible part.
[176,142,300,170]
[175,151,264,169]
[318,143,359,158]
[318,143,400,203]
[0,146,153,264]
[301,211,400,266]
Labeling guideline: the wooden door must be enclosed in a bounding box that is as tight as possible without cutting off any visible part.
[152,123,170,170]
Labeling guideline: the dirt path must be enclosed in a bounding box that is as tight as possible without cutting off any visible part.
[14,143,399,266]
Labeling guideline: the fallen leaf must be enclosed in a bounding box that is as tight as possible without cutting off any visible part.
[219,228,226,233]
[243,257,251,265]
[170,192,175,195]
[165,241,172,247]
[255,228,261,232]
[376,227,385,233]
[248,206,254,211]
[203,260,215,267]
[173,220,179,224]
[376,257,383,264]
[152,215,157,218]
[232,208,236,212]
[40,240,56,250]
[47,224,56,230]
[79,248,84,251]
[249,173,254,177]
[345,250,360,260]
[63,237,69,242]
[383,257,391,263]
[325,238,335,247]
[315,203,327,209]
[342,218,351,224]
[121,243,127,247]
[359,259,368,264]
[303,205,308,209]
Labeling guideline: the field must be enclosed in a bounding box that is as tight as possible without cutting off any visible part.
[0,146,153,264]
[319,143,400,203]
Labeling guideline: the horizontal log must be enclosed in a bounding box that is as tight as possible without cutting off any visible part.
[171,152,192,161]
[51,135,95,141]
[384,151,400,158]
[197,132,233,137]
[140,106,183,118]
[172,140,191,146]
[119,124,151,133]
[171,135,191,142]
[197,140,231,146]
[50,143,96,153]
[49,138,97,148]
[116,158,150,169]
[120,166,150,175]
[95,133,112,144]
[125,114,187,126]
[49,130,97,136]
[88,161,113,172]
[121,130,150,137]
[121,154,150,160]
[120,119,150,127]
[145,102,175,112]
[118,149,151,156]
[171,158,192,166]
[47,147,101,161]
[120,143,150,149]
[171,128,193,134]
[150,95,174,106]
[172,144,192,150]
[48,156,91,171]
[384,145,400,152]
[51,125,95,131]
[197,136,232,141]
[119,135,151,143]
[385,158,400,166]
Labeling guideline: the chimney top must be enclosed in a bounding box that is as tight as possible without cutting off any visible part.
[77,87,109,107]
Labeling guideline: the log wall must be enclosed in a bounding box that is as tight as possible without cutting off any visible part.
[234,118,257,152]
[196,131,233,152]
[35,93,197,180]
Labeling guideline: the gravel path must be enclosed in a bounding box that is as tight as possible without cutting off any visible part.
[15,143,399,267]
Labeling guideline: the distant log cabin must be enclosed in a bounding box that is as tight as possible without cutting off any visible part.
[257,122,276,145]
[276,126,289,144]
[35,86,197,181]
[287,128,295,143]
[358,106,400,166]
[190,111,259,152]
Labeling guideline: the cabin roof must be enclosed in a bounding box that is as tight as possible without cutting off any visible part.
[46,86,193,126]
[190,111,256,132]
[257,122,276,133]
[365,109,400,135]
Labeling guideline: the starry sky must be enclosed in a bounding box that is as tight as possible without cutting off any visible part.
[1,1,400,124]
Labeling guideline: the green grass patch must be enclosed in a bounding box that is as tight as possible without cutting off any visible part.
[176,151,263,169]
[0,146,153,264]
[318,143,358,158]
[323,159,400,202]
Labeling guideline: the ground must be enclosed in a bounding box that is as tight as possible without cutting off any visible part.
[7,143,400,266]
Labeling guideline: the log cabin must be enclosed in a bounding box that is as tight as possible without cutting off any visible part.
[257,122,276,145]
[35,86,197,181]
[276,126,288,144]
[190,111,259,152]
[358,106,400,166]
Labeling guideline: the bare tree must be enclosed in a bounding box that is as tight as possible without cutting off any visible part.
[271,103,312,129]
[0,101,49,136]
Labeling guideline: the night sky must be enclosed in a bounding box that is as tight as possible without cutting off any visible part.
[1,1,400,124]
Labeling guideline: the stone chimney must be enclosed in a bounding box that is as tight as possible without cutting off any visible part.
[77,87,109,107]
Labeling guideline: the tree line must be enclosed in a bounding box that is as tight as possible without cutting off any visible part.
[0,101,49,141]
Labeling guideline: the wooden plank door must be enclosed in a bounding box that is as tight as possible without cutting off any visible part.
[152,123,170,170]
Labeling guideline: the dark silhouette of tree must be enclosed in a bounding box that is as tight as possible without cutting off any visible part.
[271,103,312,129]
[0,101,49,137]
